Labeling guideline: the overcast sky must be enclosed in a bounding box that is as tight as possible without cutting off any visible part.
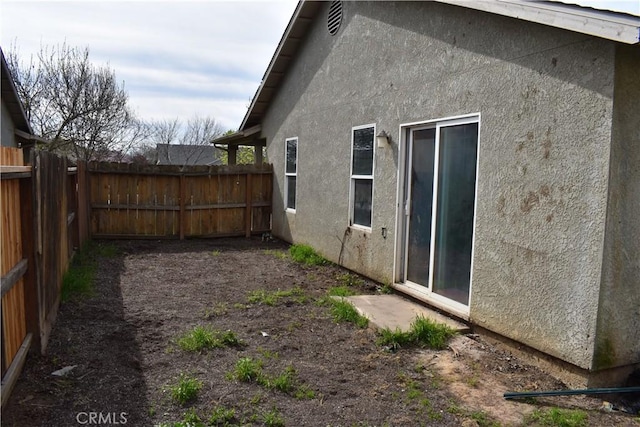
[1,1,638,131]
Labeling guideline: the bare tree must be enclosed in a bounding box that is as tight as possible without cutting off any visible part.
[6,42,140,161]
[142,115,225,165]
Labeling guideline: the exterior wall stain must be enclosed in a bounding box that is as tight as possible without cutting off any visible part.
[260,1,637,374]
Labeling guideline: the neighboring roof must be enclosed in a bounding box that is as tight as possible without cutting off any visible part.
[238,0,640,132]
[156,144,223,166]
[210,125,265,147]
[1,47,33,135]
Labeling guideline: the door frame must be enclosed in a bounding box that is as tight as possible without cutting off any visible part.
[393,113,481,320]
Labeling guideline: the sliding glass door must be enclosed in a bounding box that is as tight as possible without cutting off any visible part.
[403,118,479,308]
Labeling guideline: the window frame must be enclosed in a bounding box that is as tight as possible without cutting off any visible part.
[284,137,298,212]
[349,123,376,230]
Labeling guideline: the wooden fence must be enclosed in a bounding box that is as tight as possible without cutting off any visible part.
[1,148,89,407]
[88,162,272,239]
[1,154,271,406]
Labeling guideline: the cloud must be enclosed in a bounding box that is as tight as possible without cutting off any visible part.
[1,0,298,128]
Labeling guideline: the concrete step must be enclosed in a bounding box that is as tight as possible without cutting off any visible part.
[342,294,470,334]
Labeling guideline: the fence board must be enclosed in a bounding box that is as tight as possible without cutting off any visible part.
[88,162,273,238]
[0,147,26,378]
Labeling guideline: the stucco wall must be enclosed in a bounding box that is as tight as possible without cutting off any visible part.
[1,101,18,147]
[594,44,640,370]
[262,1,616,369]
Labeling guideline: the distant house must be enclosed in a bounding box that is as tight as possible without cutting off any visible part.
[219,1,640,385]
[155,143,223,166]
[1,48,35,151]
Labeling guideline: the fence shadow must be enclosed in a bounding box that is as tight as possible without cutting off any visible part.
[2,244,151,426]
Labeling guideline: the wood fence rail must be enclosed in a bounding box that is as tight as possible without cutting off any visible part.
[88,162,273,239]
[1,148,89,407]
[1,153,272,407]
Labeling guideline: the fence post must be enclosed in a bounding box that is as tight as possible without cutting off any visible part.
[245,173,252,238]
[19,158,40,353]
[179,174,186,240]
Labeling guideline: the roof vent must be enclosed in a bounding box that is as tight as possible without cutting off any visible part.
[327,1,343,36]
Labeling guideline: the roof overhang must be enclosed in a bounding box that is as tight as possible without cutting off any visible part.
[435,0,640,44]
[238,0,639,133]
[240,1,322,131]
[211,124,265,147]
[1,47,33,136]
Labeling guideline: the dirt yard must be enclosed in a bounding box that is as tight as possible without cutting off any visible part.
[3,239,638,426]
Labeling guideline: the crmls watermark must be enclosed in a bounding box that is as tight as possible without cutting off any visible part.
[76,412,128,425]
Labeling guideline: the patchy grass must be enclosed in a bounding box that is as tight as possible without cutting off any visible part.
[337,272,365,288]
[247,287,307,306]
[177,326,243,352]
[263,249,288,260]
[327,285,358,297]
[167,373,202,405]
[328,298,369,328]
[526,408,588,427]
[261,408,285,427]
[289,244,328,266]
[228,357,263,382]
[227,357,315,400]
[469,410,501,427]
[61,241,119,302]
[376,315,456,350]
[208,405,237,426]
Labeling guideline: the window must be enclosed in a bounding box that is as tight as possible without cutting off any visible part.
[350,125,375,228]
[285,138,297,211]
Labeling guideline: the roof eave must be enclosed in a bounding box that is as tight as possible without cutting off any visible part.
[435,0,640,44]
[239,1,321,131]
[1,48,34,135]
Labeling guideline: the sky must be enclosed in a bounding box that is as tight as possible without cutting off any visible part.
[1,0,298,131]
[1,0,638,132]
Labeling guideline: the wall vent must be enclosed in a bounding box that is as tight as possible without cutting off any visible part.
[327,1,343,36]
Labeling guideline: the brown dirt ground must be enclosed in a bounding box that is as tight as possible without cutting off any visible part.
[3,238,639,427]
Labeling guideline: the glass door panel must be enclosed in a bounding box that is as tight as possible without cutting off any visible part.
[406,128,436,286]
[432,123,478,305]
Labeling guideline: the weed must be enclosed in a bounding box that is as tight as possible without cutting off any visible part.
[294,384,316,400]
[258,348,279,359]
[93,242,120,258]
[470,410,501,427]
[228,357,315,399]
[181,408,204,427]
[337,272,364,288]
[263,249,288,260]
[378,283,394,294]
[61,241,120,302]
[286,321,302,332]
[328,285,358,297]
[250,393,263,405]
[204,302,228,318]
[230,357,263,382]
[61,263,95,302]
[247,287,306,306]
[527,408,588,427]
[211,250,222,256]
[168,373,202,405]
[177,326,243,352]
[208,405,237,426]
[377,328,414,351]
[261,408,285,427]
[232,303,248,310]
[270,366,296,393]
[329,298,369,328]
[466,376,479,388]
[376,316,456,350]
[289,244,328,265]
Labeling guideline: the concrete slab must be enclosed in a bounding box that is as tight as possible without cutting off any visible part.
[343,294,470,334]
